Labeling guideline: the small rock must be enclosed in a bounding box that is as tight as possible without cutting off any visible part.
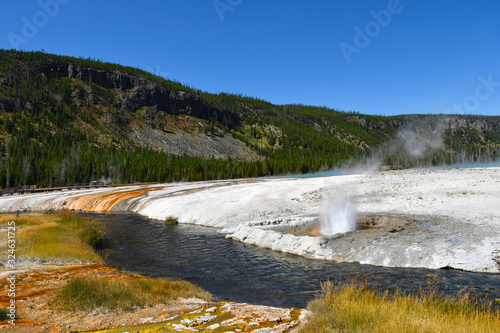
[205,306,217,313]
[140,317,154,324]
[252,328,273,333]
[207,323,221,330]
[193,314,217,324]
[166,315,179,321]
[299,310,312,321]
[221,303,234,311]
[172,323,197,331]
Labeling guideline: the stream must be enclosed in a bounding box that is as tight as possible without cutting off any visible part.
[92,212,500,308]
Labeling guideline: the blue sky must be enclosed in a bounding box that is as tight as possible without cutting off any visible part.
[1,0,500,116]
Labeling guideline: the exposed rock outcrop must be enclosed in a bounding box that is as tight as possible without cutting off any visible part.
[39,61,241,127]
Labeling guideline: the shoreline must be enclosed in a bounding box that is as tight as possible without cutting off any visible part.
[0,167,499,273]
[0,211,309,332]
[0,264,309,333]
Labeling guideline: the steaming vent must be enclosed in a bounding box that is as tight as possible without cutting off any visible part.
[319,188,358,236]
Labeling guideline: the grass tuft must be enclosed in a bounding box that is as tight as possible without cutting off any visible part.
[0,308,9,321]
[50,276,211,312]
[299,280,500,333]
[58,209,105,248]
[0,211,104,265]
[164,216,179,225]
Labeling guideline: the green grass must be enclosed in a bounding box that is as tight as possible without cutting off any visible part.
[164,216,179,225]
[58,209,105,248]
[0,210,213,317]
[299,281,500,333]
[0,308,9,321]
[0,211,104,264]
[50,276,211,311]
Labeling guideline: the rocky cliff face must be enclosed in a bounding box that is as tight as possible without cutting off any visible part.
[20,59,263,160]
[39,60,241,127]
[443,116,500,131]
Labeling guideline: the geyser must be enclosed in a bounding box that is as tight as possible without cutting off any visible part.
[319,187,357,235]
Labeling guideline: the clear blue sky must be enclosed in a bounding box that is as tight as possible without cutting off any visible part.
[1,0,500,116]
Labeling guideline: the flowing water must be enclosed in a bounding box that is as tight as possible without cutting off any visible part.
[93,212,500,308]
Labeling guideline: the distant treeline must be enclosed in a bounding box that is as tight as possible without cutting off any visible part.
[0,49,499,188]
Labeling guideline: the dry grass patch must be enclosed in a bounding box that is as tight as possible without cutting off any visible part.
[300,281,500,333]
[0,212,59,226]
[51,275,211,312]
[0,213,17,225]
[0,211,103,265]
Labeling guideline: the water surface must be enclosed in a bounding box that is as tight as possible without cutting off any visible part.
[93,212,500,308]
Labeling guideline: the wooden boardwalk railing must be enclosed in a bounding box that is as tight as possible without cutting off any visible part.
[0,182,109,196]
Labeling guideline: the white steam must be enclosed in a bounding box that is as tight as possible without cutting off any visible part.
[319,187,357,235]
[396,123,444,158]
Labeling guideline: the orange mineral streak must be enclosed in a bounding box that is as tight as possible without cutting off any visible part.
[0,264,192,332]
[66,187,161,212]
[0,320,59,332]
[0,286,56,306]
[0,265,142,306]
[305,224,322,237]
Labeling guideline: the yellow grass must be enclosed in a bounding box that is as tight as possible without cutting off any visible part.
[0,212,102,264]
[0,213,59,226]
[299,281,500,333]
[0,214,16,225]
[1,211,213,318]
[51,276,211,311]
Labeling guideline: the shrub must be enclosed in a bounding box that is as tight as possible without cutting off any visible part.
[51,276,211,311]
[164,216,179,225]
[0,308,9,321]
[299,281,500,333]
[59,210,105,248]
[79,219,105,248]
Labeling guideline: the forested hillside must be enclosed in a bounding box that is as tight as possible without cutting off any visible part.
[0,49,499,188]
